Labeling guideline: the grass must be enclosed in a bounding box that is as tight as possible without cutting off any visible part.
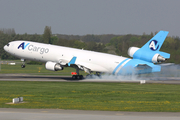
[0,81,180,112]
[0,64,86,76]
[0,61,180,112]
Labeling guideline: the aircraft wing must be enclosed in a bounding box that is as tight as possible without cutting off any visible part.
[67,56,109,73]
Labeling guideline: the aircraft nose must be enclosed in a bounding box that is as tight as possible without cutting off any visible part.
[4,45,7,51]
[4,44,9,52]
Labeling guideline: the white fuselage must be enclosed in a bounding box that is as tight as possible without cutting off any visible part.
[4,41,130,74]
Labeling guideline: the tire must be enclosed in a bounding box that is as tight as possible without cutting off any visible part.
[21,64,25,68]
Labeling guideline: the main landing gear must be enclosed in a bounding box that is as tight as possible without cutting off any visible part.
[71,68,84,80]
[86,72,102,79]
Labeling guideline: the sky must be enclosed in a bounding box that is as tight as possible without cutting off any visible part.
[0,0,180,36]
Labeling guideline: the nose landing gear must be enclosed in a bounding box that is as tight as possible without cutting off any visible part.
[21,64,25,68]
[21,59,26,68]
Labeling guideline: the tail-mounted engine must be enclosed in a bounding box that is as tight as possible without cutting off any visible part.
[128,47,170,63]
[45,61,63,71]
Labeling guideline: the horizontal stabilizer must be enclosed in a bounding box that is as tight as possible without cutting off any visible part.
[158,51,170,59]
[135,63,161,74]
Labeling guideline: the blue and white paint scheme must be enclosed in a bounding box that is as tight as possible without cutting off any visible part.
[4,31,170,79]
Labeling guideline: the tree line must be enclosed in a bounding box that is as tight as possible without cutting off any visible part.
[0,27,180,64]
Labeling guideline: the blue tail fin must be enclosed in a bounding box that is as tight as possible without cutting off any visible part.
[133,31,170,63]
[141,31,169,52]
[116,31,171,75]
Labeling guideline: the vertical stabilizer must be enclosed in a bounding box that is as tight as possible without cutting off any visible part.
[132,31,170,63]
[141,31,169,52]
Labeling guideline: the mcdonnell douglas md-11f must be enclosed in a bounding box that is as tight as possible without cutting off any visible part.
[4,31,170,79]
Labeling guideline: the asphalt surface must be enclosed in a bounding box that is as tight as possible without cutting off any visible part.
[0,108,180,120]
[0,74,180,84]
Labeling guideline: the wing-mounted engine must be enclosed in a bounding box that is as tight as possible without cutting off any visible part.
[45,61,63,71]
[128,47,170,63]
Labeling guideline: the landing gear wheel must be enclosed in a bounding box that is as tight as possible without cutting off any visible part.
[96,72,102,78]
[72,75,84,80]
[21,64,25,68]
[21,59,26,68]
[79,75,83,79]
[86,73,102,79]
[72,75,76,79]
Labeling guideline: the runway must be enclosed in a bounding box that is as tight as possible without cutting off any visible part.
[0,74,180,84]
[0,108,180,120]
[0,74,180,120]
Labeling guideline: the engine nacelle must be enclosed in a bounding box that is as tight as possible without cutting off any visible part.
[128,47,140,57]
[45,61,63,71]
[152,54,166,63]
[128,47,167,63]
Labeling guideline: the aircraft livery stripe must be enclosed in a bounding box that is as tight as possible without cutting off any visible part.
[115,59,131,75]
[112,58,129,74]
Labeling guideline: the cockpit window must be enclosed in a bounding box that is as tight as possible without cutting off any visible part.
[7,43,10,47]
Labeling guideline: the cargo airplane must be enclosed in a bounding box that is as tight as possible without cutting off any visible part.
[4,31,170,79]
